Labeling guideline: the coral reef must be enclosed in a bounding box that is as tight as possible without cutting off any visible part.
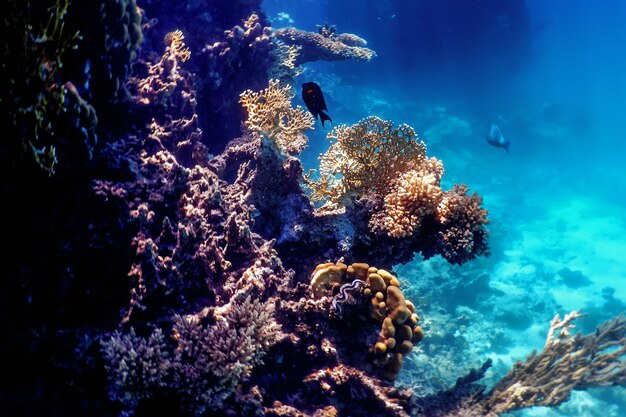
[2,2,626,417]
[275,26,377,64]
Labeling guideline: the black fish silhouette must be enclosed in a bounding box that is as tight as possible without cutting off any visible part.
[302,82,332,127]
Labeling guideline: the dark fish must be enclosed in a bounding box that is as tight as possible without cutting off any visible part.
[485,123,510,153]
[302,82,332,127]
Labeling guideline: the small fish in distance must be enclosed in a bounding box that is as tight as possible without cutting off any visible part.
[485,123,510,153]
[302,82,332,127]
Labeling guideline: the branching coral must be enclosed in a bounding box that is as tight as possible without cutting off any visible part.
[274,27,376,64]
[429,184,490,264]
[269,41,303,87]
[100,327,170,407]
[130,29,193,110]
[102,296,282,415]
[172,296,282,414]
[482,311,626,414]
[306,116,431,206]
[240,79,315,155]
[127,28,203,165]
[371,164,445,238]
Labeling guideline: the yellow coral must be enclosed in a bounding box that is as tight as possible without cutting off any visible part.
[240,79,314,155]
[307,116,430,205]
[164,30,191,62]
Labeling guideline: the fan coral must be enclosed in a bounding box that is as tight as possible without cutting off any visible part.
[240,79,315,155]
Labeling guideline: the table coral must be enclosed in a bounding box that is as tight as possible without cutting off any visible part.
[275,26,376,64]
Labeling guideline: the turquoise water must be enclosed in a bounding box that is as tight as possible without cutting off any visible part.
[266,1,626,415]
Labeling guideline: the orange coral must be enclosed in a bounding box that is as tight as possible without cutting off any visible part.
[307,116,431,206]
[164,30,191,62]
[433,184,490,263]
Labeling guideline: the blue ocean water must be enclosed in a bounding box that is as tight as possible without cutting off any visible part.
[265,0,626,415]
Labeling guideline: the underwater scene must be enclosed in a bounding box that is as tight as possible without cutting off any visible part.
[2,0,626,416]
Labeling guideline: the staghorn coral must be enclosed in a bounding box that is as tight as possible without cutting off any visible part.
[482,311,626,414]
[100,327,170,407]
[240,79,315,155]
[275,27,376,65]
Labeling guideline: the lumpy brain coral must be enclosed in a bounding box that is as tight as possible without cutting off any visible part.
[311,262,423,381]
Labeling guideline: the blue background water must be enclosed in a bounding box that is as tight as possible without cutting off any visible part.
[264,1,626,415]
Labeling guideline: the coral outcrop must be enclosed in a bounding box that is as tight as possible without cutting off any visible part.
[240,79,315,155]
[310,263,425,381]
[275,26,377,64]
[304,116,489,266]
